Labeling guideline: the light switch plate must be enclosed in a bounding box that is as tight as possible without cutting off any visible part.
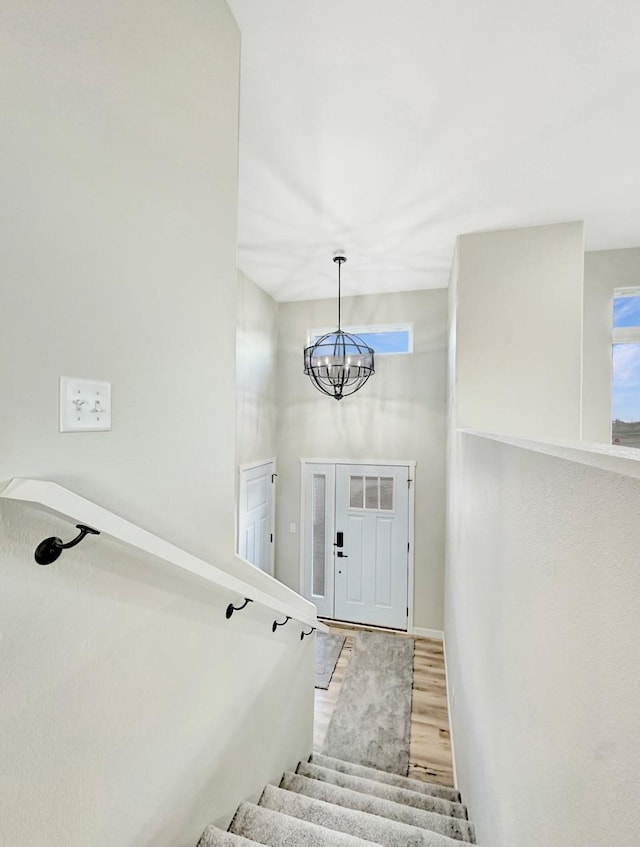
[60,377,111,432]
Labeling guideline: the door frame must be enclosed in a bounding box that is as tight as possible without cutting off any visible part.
[299,457,416,632]
[237,457,276,575]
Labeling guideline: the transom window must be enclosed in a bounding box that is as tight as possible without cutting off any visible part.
[612,287,640,448]
[308,324,413,355]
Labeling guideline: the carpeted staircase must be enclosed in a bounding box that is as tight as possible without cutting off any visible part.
[198,752,476,846]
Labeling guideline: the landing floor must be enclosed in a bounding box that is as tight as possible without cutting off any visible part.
[314,622,455,787]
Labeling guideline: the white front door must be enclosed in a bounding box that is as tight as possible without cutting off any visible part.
[334,464,409,630]
[302,462,410,630]
[238,460,275,574]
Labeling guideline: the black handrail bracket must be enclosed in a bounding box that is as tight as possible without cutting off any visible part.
[225,598,253,619]
[272,615,291,633]
[34,524,100,565]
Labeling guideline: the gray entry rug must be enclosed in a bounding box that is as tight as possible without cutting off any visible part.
[322,631,415,775]
[315,631,346,689]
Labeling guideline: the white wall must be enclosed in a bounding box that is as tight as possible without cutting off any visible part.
[1,0,238,563]
[0,504,315,847]
[454,222,584,440]
[445,432,640,847]
[446,224,639,845]
[236,271,278,468]
[0,4,314,845]
[582,248,640,442]
[276,289,448,631]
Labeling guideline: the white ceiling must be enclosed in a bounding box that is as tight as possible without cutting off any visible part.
[227,0,640,302]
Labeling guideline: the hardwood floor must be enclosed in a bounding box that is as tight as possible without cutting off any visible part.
[314,622,455,787]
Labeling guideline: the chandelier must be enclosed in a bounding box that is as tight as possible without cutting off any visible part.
[303,256,375,400]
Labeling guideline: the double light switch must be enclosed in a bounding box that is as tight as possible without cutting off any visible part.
[60,377,111,432]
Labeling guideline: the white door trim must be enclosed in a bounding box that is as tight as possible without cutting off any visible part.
[301,457,417,469]
[300,458,416,632]
[238,457,277,472]
[238,457,276,575]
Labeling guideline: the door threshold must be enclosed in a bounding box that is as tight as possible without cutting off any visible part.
[319,617,410,637]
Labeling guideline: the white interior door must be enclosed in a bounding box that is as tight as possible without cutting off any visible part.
[302,462,410,629]
[238,460,275,574]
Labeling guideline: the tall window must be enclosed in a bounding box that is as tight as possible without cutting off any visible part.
[612,288,640,447]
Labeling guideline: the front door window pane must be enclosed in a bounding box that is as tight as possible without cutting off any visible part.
[365,476,379,509]
[350,476,364,508]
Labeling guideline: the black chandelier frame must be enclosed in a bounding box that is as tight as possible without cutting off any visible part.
[303,256,375,401]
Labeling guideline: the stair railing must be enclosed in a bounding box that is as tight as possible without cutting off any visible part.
[0,477,326,636]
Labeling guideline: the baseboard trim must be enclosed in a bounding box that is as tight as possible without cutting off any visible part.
[412,627,444,641]
[443,632,458,790]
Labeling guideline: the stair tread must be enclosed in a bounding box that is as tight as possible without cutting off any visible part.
[198,824,265,847]
[230,801,382,847]
[280,772,475,843]
[299,761,467,820]
[311,754,461,804]
[259,784,471,847]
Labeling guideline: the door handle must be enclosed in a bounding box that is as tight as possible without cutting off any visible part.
[336,551,348,558]
[333,531,344,548]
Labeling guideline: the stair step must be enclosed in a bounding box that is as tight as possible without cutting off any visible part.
[299,761,468,820]
[229,801,382,847]
[259,784,471,847]
[281,771,475,843]
[312,753,461,804]
[197,824,265,846]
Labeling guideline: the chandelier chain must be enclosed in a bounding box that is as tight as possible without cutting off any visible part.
[338,258,341,329]
[334,255,345,330]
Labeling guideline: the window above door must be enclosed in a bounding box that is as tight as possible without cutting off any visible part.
[307,323,413,355]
